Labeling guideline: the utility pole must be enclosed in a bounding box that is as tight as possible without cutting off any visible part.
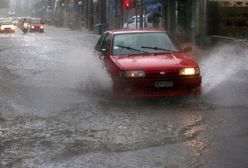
[135,2,138,28]
[88,0,94,30]
[100,0,106,24]
[65,0,68,27]
[139,0,144,28]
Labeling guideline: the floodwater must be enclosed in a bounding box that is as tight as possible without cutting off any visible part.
[0,27,248,168]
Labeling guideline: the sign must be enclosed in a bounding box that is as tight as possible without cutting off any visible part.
[147,3,161,12]
[144,0,158,5]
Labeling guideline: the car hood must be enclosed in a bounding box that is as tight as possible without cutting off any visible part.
[111,53,198,71]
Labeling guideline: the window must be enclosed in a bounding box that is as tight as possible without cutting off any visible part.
[112,32,179,56]
[101,33,111,51]
[95,33,108,51]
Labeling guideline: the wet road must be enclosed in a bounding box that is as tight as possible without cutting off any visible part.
[0,27,248,168]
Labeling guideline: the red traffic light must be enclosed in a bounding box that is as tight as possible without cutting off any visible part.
[123,0,133,9]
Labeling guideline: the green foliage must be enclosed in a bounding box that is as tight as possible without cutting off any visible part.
[0,0,9,9]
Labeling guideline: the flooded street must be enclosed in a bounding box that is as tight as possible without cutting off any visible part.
[0,27,248,168]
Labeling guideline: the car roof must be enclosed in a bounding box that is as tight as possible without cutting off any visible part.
[31,18,41,20]
[107,29,167,35]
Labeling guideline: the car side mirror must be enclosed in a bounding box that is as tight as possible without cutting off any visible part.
[101,48,109,56]
[182,46,192,52]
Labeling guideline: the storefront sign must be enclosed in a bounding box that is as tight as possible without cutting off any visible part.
[144,0,158,5]
[209,0,248,7]
[147,3,161,13]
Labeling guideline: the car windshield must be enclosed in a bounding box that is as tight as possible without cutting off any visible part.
[1,19,13,25]
[30,19,41,24]
[112,32,180,56]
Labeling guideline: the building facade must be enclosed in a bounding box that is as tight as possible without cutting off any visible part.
[162,0,248,45]
[38,0,248,45]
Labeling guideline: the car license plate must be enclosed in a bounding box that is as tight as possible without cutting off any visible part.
[154,81,173,88]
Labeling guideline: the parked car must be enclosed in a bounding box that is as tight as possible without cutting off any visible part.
[94,29,202,98]
[0,18,16,33]
[29,18,45,33]
[123,14,153,29]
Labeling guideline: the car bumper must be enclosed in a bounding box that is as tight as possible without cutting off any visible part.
[30,27,44,32]
[112,76,202,98]
[0,28,15,33]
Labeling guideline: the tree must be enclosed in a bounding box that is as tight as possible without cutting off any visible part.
[0,0,9,9]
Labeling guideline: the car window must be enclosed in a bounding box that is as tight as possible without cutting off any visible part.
[112,32,180,56]
[112,33,138,55]
[101,33,111,51]
[95,33,108,51]
[30,19,41,24]
[128,17,135,24]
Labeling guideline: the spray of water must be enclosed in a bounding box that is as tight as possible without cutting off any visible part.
[200,43,248,106]
[63,46,113,96]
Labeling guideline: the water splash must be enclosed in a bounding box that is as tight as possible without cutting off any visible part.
[200,43,248,106]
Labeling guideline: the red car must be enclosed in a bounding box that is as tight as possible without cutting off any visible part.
[95,29,201,98]
[29,18,44,33]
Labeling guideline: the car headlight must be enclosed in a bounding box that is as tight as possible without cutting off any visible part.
[24,23,28,28]
[121,70,145,78]
[31,26,35,29]
[0,26,4,30]
[179,67,200,75]
[40,25,44,29]
[11,25,15,30]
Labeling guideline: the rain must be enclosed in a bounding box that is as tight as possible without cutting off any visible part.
[1,0,248,168]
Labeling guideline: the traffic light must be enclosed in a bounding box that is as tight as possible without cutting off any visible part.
[123,0,133,9]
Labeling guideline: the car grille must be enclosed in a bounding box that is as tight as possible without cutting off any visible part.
[145,70,179,78]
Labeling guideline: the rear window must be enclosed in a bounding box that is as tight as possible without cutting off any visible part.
[31,19,41,24]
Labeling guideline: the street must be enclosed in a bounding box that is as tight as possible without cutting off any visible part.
[0,26,248,168]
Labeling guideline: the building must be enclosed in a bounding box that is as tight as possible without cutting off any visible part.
[46,0,248,44]
[162,0,248,45]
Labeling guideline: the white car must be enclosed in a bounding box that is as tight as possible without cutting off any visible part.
[123,14,153,29]
[0,18,16,33]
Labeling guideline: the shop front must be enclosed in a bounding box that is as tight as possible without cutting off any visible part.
[162,0,207,45]
[207,0,248,40]
[163,0,248,45]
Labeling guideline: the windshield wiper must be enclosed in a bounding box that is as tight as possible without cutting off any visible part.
[116,45,150,54]
[141,46,177,53]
